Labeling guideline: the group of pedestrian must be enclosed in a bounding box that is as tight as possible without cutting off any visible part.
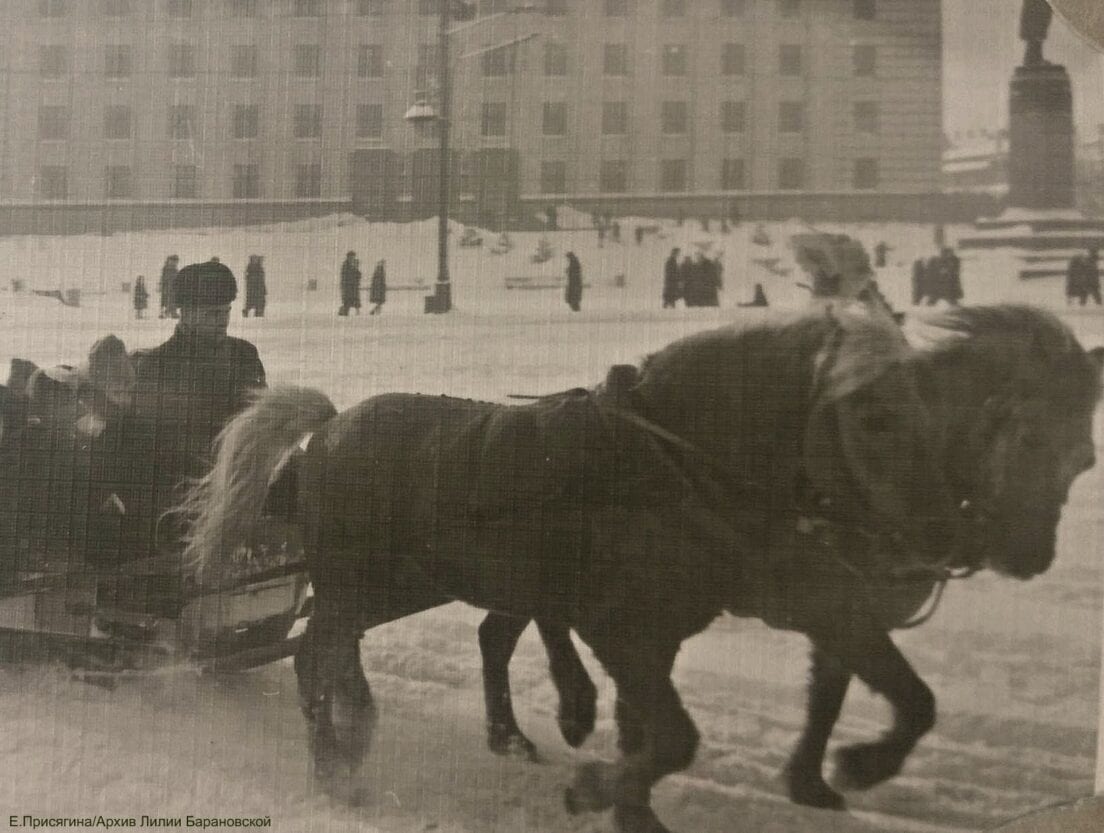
[911,247,963,306]
[662,248,723,308]
[137,254,267,320]
[339,251,387,316]
[1066,248,1101,306]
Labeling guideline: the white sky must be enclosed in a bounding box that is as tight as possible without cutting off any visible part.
[943,0,1104,140]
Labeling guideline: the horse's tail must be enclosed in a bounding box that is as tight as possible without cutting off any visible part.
[176,387,337,581]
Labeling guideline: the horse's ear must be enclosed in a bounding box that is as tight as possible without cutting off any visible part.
[7,358,38,394]
[1089,346,1104,377]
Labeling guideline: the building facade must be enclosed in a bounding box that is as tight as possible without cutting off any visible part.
[0,0,945,227]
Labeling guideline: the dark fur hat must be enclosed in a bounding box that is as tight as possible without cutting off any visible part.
[175,260,237,308]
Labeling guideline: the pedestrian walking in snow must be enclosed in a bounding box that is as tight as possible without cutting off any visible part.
[339,251,362,316]
[243,255,267,317]
[159,255,179,319]
[369,259,387,315]
[564,252,583,312]
[133,276,149,319]
[662,248,682,308]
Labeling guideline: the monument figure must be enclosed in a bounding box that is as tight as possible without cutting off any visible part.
[1019,0,1053,66]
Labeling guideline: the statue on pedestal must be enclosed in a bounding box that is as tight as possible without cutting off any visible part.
[1020,0,1053,66]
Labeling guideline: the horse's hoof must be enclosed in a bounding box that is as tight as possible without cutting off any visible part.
[564,762,613,815]
[487,727,541,763]
[558,683,598,748]
[784,769,847,811]
[557,717,591,749]
[833,742,903,792]
[613,803,673,833]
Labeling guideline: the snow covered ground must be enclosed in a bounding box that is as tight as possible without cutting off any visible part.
[0,216,1102,832]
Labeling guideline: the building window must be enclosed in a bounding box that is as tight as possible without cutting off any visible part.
[660,159,687,192]
[104,105,132,139]
[296,163,322,198]
[779,158,805,189]
[720,0,744,15]
[721,43,745,76]
[169,44,196,78]
[721,158,745,190]
[481,47,514,77]
[231,45,258,78]
[481,102,507,137]
[168,105,196,138]
[780,44,802,75]
[167,0,192,18]
[356,104,383,138]
[546,0,568,15]
[294,0,321,15]
[542,102,567,136]
[232,105,259,139]
[603,44,628,76]
[778,0,800,17]
[604,0,627,15]
[544,42,567,76]
[853,157,879,189]
[105,45,133,79]
[661,0,685,17]
[358,45,383,77]
[661,101,688,135]
[853,44,876,76]
[854,100,880,134]
[38,0,66,17]
[540,161,566,194]
[40,46,68,79]
[103,0,130,16]
[230,0,257,16]
[600,160,627,193]
[662,45,687,76]
[295,45,322,77]
[172,165,197,199]
[854,0,875,20]
[602,101,627,135]
[38,166,68,199]
[105,166,133,199]
[233,164,260,199]
[779,101,804,133]
[294,104,322,139]
[720,100,745,133]
[357,0,382,15]
[37,106,69,140]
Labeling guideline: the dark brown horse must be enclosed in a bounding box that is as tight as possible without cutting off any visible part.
[179,310,965,833]
[475,305,1104,813]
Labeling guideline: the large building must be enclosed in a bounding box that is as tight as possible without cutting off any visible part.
[0,0,947,230]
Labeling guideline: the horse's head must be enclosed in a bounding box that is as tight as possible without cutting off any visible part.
[799,310,960,564]
[916,307,1103,579]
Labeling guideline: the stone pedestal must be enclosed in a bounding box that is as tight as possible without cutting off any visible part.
[1008,63,1075,210]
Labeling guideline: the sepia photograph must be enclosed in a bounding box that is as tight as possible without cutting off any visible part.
[0,1,1102,831]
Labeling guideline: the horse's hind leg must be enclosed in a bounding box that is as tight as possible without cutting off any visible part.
[478,612,539,760]
[334,638,377,778]
[816,625,935,792]
[294,606,346,789]
[783,644,851,810]
[565,639,692,833]
[536,620,597,748]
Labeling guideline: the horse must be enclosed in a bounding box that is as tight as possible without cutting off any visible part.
[473,305,1104,813]
[177,309,967,833]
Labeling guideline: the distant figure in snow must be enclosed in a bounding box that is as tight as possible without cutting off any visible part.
[159,255,179,319]
[564,252,583,312]
[874,241,891,268]
[339,251,362,316]
[369,259,387,315]
[243,255,266,317]
[1067,248,1102,306]
[738,283,769,308]
[132,276,149,319]
[662,248,682,308]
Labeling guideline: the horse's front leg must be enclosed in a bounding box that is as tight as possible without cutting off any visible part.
[478,612,539,760]
[813,624,935,792]
[564,639,693,833]
[294,603,347,789]
[783,644,851,810]
[535,620,598,748]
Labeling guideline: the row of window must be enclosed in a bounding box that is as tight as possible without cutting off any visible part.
[34,99,883,141]
[32,42,879,81]
[38,0,878,21]
[33,155,881,201]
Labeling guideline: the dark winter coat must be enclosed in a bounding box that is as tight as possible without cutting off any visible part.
[159,262,178,311]
[369,263,387,305]
[340,259,362,307]
[912,259,927,304]
[133,280,149,311]
[663,254,682,305]
[565,255,583,309]
[245,261,267,307]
